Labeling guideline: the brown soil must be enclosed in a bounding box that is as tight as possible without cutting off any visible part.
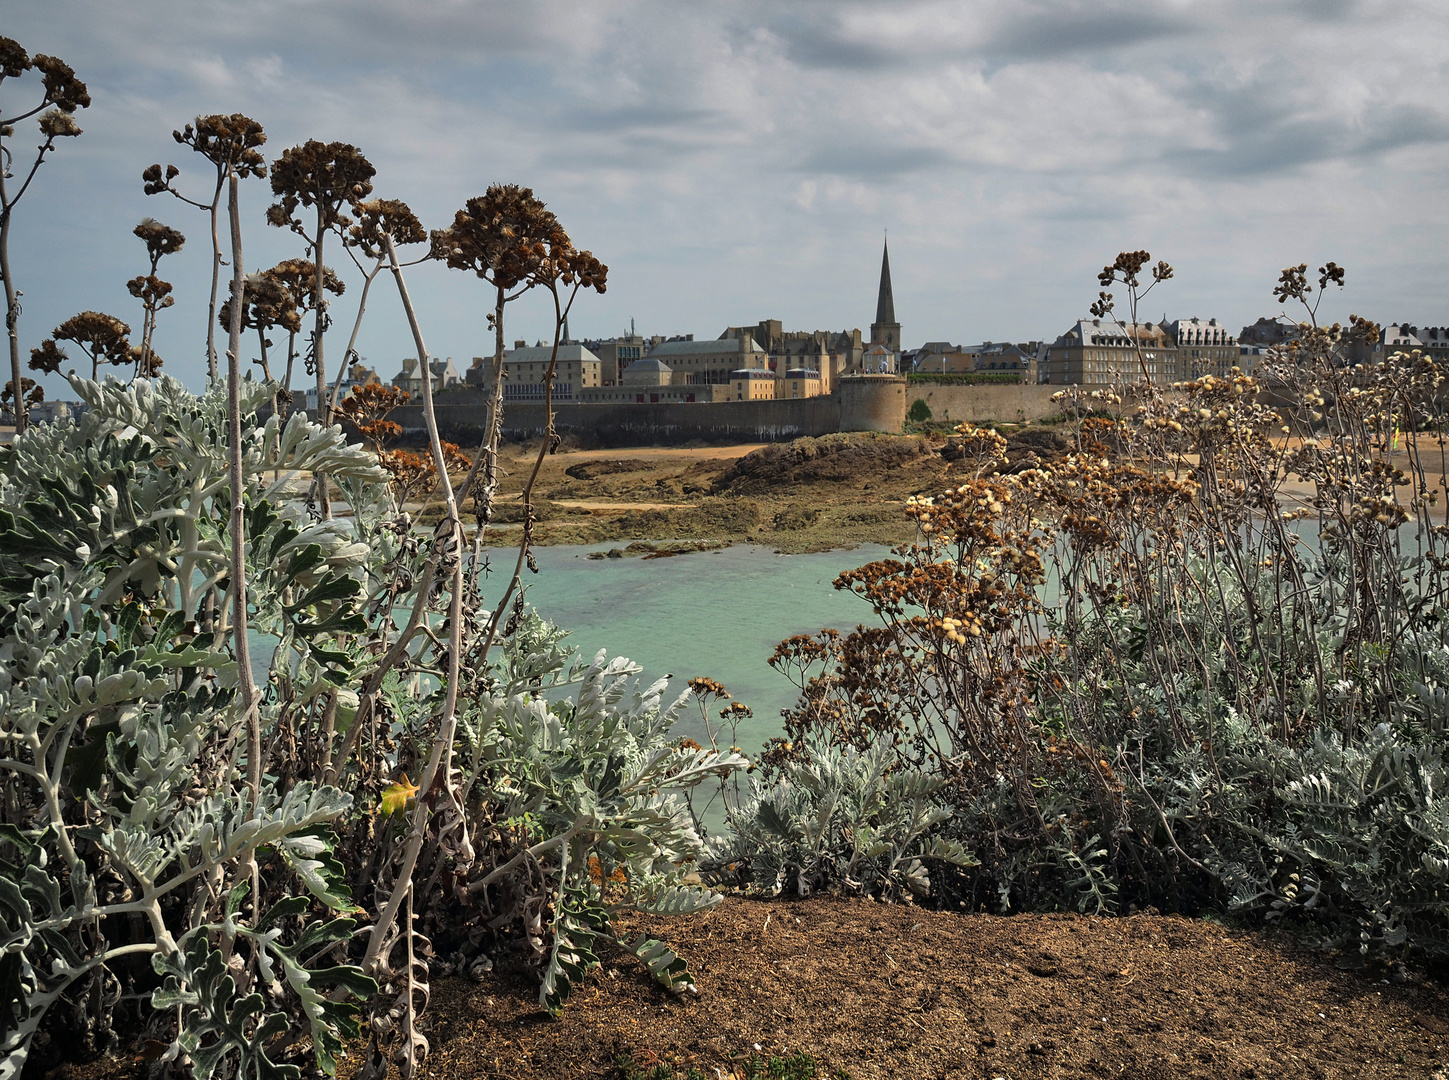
[39,896,1449,1080]
[402,896,1449,1080]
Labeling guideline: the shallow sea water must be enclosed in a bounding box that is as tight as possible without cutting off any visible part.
[514,541,891,755]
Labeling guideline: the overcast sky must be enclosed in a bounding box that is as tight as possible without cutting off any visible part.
[6,0,1449,394]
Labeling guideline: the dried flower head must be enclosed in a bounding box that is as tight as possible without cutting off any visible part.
[268,140,375,237]
[174,114,266,177]
[219,267,309,337]
[129,344,163,377]
[262,258,345,313]
[0,36,31,80]
[37,109,81,139]
[33,54,90,112]
[347,198,427,260]
[140,163,181,196]
[2,378,43,413]
[53,311,131,375]
[133,217,185,266]
[126,274,174,309]
[27,339,67,375]
[430,184,559,292]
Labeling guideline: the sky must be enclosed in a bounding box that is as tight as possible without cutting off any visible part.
[5,0,1449,396]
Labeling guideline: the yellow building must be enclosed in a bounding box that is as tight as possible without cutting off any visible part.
[776,368,822,399]
[730,369,776,401]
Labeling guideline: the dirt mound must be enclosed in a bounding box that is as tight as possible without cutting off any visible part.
[408,896,1449,1080]
[714,435,930,495]
[565,458,649,481]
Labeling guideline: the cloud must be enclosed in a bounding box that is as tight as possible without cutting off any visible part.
[3,0,1449,399]
[984,4,1196,62]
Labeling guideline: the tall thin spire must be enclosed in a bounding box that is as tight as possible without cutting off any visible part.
[869,233,901,353]
[875,235,895,327]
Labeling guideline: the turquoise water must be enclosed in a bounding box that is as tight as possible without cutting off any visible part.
[252,541,890,758]
[514,542,891,755]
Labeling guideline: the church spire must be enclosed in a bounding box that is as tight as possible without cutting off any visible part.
[869,234,901,352]
[875,235,895,326]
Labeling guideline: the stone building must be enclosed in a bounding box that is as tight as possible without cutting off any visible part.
[729,369,777,401]
[777,367,823,399]
[1239,317,1297,347]
[500,344,602,403]
[645,336,769,385]
[391,357,460,395]
[1040,319,1178,385]
[1167,318,1237,378]
[582,332,646,385]
[860,343,898,374]
[720,320,861,392]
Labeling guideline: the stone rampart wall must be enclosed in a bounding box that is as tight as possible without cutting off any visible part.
[392,393,845,447]
[904,383,1063,425]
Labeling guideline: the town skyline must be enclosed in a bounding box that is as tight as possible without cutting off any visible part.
[6,1,1448,400]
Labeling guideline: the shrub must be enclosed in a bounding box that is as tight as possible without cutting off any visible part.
[725,733,974,899]
[0,376,747,1075]
[767,256,1449,962]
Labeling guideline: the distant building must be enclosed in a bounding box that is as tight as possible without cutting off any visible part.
[645,336,769,385]
[1166,318,1237,379]
[392,356,461,395]
[582,381,717,404]
[430,357,462,390]
[1041,319,1177,385]
[342,362,381,392]
[913,341,972,373]
[27,401,72,424]
[1239,317,1297,347]
[584,333,647,386]
[721,321,862,392]
[621,356,673,387]
[503,344,603,403]
[392,357,425,395]
[730,369,777,401]
[969,341,1034,376]
[860,343,898,375]
[777,368,823,399]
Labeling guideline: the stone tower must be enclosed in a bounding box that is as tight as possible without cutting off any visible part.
[869,236,901,352]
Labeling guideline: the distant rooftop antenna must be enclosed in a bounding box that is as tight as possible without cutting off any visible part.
[631,316,636,338]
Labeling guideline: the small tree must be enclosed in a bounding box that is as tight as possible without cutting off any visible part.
[0,37,89,432]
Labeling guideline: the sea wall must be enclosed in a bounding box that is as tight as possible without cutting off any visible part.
[391,393,842,447]
[320,381,1072,447]
[905,383,1062,425]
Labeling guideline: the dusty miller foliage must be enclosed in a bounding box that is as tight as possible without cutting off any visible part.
[0,371,743,1079]
[723,731,975,900]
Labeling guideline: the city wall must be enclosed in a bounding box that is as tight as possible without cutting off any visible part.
[392,393,849,447]
[904,383,1062,425]
[386,379,1070,447]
